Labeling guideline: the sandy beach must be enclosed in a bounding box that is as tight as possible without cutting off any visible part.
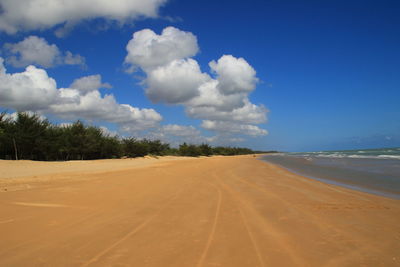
[0,156,399,266]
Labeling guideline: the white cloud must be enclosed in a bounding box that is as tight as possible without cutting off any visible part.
[3,36,85,68]
[201,120,268,137]
[186,104,266,124]
[206,135,245,145]
[53,89,161,129]
[209,55,258,95]
[124,27,269,141]
[146,124,213,146]
[0,0,167,35]
[187,80,246,111]
[64,51,86,66]
[0,57,162,131]
[125,26,198,71]
[160,124,202,137]
[146,59,209,104]
[99,126,118,137]
[70,75,112,93]
[229,100,268,124]
[186,100,267,125]
[58,122,73,128]
[0,58,59,110]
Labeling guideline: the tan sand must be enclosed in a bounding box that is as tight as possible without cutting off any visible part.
[0,156,189,179]
[0,156,399,266]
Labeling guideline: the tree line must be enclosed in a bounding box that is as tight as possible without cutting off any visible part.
[0,112,270,161]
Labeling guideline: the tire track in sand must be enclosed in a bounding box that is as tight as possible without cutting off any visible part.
[0,207,107,259]
[81,184,189,267]
[196,181,222,267]
[236,201,266,267]
[213,175,267,267]
[229,169,380,265]
[215,173,308,267]
[194,165,267,267]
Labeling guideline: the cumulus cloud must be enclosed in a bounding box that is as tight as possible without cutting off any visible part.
[125,27,198,72]
[53,89,161,130]
[186,100,268,125]
[0,58,162,131]
[187,80,246,111]
[124,26,268,140]
[145,124,251,147]
[99,126,118,137]
[70,75,112,93]
[206,135,245,145]
[209,55,258,95]
[3,36,85,68]
[0,0,167,35]
[146,59,209,104]
[201,120,268,137]
[58,122,73,128]
[0,58,59,110]
[160,124,202,137]
[64,51,86,66]
[146,124,213,146]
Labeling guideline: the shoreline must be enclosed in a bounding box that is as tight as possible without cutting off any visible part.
[0,156,399,266]
[259,157,400,200]
[260,154,400,200]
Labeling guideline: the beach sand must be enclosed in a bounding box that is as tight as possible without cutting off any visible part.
[0,156,399,266]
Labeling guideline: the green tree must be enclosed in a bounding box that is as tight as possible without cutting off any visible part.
[0,113,13,159]
[178,143,201,157]
[0,112,260,161]
[12,112,50,160]
[198,143,212,156]
[143,139,170,155]
[100,136,122,159]
[122,138,148,157]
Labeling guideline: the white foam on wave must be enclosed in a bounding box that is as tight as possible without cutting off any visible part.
[284,148,400,160]
[377,155,400,160]
[293,154,400,160]
[314,153,347,158]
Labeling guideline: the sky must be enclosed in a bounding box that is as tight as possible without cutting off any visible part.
[0,0,399,152]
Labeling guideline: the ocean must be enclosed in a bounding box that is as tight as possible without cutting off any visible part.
[261,147,400,199]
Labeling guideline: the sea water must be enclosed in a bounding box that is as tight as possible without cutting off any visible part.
[261,147,400,199]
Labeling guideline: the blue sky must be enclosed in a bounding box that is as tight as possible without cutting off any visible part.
[0,0,399,151]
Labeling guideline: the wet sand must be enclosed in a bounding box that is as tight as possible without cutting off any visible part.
[0,156,399,266]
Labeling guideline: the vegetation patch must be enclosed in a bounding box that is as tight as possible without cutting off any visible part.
[0,112,274,161]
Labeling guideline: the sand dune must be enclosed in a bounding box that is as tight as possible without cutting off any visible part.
[0,156,399,266]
